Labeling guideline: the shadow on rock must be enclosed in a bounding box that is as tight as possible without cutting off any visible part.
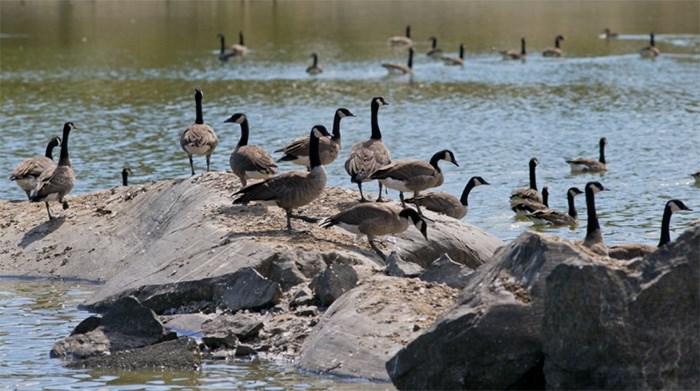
[19,216,65,249]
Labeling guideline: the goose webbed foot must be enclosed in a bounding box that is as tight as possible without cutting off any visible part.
[62,201,69,210]
[368,239,388,262]
[290,214,319,224]
[189,156,196,176]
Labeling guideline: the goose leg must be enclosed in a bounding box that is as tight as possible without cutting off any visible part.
[285,210,295,231]
[188,156,196,176]
[368,238,387,261]
[206,154,211,172]
[357,182,368,203]
[44,202,54,220]
[376,183,387,202]
[399,192,406,207]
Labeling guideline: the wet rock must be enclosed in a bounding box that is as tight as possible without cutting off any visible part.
[418,253,473,289]
[71,316,101,335]
[385,251,424,277]
[102,296,174,339]
[309,262,358,307]
[161,313,215,335]
[235,344,258,357]
[214,268,282,311]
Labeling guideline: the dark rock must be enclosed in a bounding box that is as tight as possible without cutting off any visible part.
[71,316,101,335]
[202,329,238,350]
[268,258,306,291]
[235,344,258,357]
[309,262,358,307]
[385,251,424,277]
[289,286,316,307]
[102,296,173,339]
[418,253,473,289]
[202,313,263,342]
[214,268,282,312]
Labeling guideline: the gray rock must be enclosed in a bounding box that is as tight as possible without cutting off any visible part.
[289,286,316,307]
[102,296,173,339]
[309,262,358,307]
[214,268,282,311]
[418,253,473,289]
[385,251,424,277]
[161,313,215,335]
[294,306,319,317]
[268,258,306,291]
[202,313,264,342]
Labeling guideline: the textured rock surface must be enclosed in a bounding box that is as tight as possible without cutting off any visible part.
[309,262,358,306]
[418,253,473,289]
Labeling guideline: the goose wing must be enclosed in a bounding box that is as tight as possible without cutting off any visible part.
[10,156,55,180]
[344,139,391,182]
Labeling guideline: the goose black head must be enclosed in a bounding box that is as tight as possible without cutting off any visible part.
[372,96,389,108]
[529,157,539,167]
[471,176,490,186]
[224,113,247,124]
[568,187,584,197]
[311,125,331,139]
[336,108,355,119]
[667,199,692,213]
[586,181,607,194]
[400,208,428,240]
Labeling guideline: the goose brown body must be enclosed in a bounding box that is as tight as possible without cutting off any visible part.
[405,176,489,219]
[566,137,608,173]
[180,89,218,176]
[224,113,277,187]
[10,136,61,198]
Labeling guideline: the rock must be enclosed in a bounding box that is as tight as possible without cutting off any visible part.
[267,258,306,291]
[102,296,174,339]
[235,344,258,357]
[289,286,316,307]
[161,313,215,335]
[214,268,282,312]
[418,253,473,289]
[202,313,264,342]
[71,316,101,335]
[309,262,358,307]
[294,306,319,317]
[385,251,424,277]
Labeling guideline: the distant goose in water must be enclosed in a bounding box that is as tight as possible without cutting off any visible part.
[180,89,218,176]
[510,158,543,206]
[320,203,428,260]
[602,28,619,40]
[10,135,61,198]
[224,113,278,187]
[501,37,527,61]
[580,181,609,256]
[388,25,412,47]
[382,47,414,74]
[405,176,489,219]
[306,53,323,75]
[426,36,443,59]
[122,167,133,186]
[233,125,331,231]
[512,186,549,217]
[29,122,76,221]
[692,171,700,185]
[640,33,660,58]
[526,187,583,226]
[276,108,355,168]
[217,32,247,60]
[542,35,565,57]
[344,96,392,202]
[566,137,608,173]
[608,199,693,260]
[369,149,459,215]
[443,43,465,66]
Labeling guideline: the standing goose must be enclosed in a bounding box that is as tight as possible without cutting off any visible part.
[426,36,443,59]
[10,136,61,198]
[276,108,355,168]
[510,158,543,206]
[542,35,565,57]
[388,25,413,47]
[344,96,392,202]
[369,149,459,215]
[566,137,608,173]
[306,53,323,75]
[580,181,608,256]
[233,125,331,231]
[180,89,219,176]
[640,33,660,58]
[320,203,428,260]
[224,113,278,187]
[443,43,465,66]
[404,176,489,219]
[29,122,76,221]
[512,186,549,217]
[526,187,583,226]
[501,37,527,61]
[121,167,133,186]
[382,47,414,75]
[608,199,693,260]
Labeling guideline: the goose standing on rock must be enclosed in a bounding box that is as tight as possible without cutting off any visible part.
[276,108,355,168]
[233,125,331,231]
[501,37,527,61]
[566,137,608,173]
[10,135,61,198]
[526,187,583,226]
[180,89,219,176]
[542,35,565,57]
[640,33,660,58]
[122,167,133,186]
[443,43,465,66]
[224,113,278,187]
[512,186,549,217]
[382,47,414,75]
[306,53,323,75]
[29,122,76,221]
[405,176,489,219]
[388,25,412,47]
[320,203,428,260]
[510,158,543,206]
[344,96,392,202]
[369,149,459,215]
[580,181,609,256]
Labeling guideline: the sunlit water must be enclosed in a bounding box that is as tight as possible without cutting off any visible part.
[1,0,699,388]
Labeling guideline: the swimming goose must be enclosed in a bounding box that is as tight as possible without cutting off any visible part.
[388,25,412,47]
[218,32,247,58]
[224,113,278,187]
[29,122,76,221]
[10,136,61,199]
[542,35,565,57]
[501,37,527,61]
[608,199,692,260]
[122,167,133,186]
[566,137,608,173]
[405,176,489,219]
[306,53,323,75]
[510,158,543,206]
[580,181,608,256]
[512,186,549,217]
[217,34,236,60]
[692,171,700,185]
[443,43,465,66]
[344,96,392,202]
[233,125,331,231]
[526,187,583,226]
[640,33,660,58]
[369,149,459,215]
[320,203,428,260]
[426,36,443,59]
[602,28,619,40]
[276,108,355,168]
[382,47,414,75]
[180,89,219,176]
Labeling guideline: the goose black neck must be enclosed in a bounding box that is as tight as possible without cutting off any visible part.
[658,204,673,247]
[239,32,245,45]
[122,170,129,186]
[431,38,437,49]
[332,112,342,140]
[555,37,561,49]
[528,161,537,191]
[370,101,382,140]
[567,192,578,219]
[599,140,606,164]
[195,94,204,125]
[45,139,58,159]
[238,119,250,146]
[585,186,600,237]
[459,44,464,59]
[407,49,413,69]
[542,188,549,208]
[650,33,655,47]
[58,125,71,166]
[405,25,411,38]
[312,54,318,67]
[459,180,476,206]
[309,131,321,168]
[521,38,527,55]
[429,152,444,172]
[219,35,225,55]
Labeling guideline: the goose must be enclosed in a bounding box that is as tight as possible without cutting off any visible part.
[180,89,219,176]
[369,149,459,215]
[566,137,608,173]
[542,35,565,57]
[233,125,331,231]
[223,113,278,187]
[122,167,133,186]
[426,36,443,59]
[217,33,236,60]
[320,203,428,260]
[526,187,583,226]
[510,158,543,206]
[602,28,619,40]
[218,32,247,59]
[276,108,355,168]
[512,186,549,217]
[388,25,412,47]
[640,33,660,58]
[306,53,323,75]
[580,181,609,256]
[608,199,693,260]
[29,122,76,221]
[443,43,465,66]
[692,171,700,185]
[404,176,489,219]
[382,47,414,75]
[10,135,61,199]
[344,96,392,202]
[501,37,527,61]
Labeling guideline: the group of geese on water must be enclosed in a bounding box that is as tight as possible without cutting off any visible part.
[215,27,663,78]
[10,89,695,260]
